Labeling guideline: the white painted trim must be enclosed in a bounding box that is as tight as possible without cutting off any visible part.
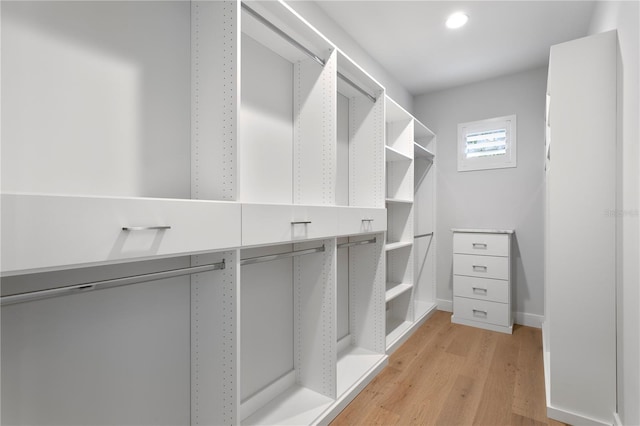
[613,412,622,426]
[437,298,453,312]
[546,404,613,426]
[514,311,544,328]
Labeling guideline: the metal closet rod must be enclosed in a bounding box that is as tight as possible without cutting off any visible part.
[241,245,325,266]
[1,260,226,306]
[337,237,377,249]
[241,2,377,103]
[414,232,434,239]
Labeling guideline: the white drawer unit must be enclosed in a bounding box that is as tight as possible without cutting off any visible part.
[453,254,509,281]
[451,229,514,334]
[1,193,242,275]
[241,203,338,247]
[336,207,387,236]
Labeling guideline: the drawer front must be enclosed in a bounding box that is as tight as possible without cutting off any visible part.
[242,203,338,246]
[453,254,509,280]
[453,275,509,303]
[454,296,510,327]
[453,233,509,257]
[337,207,386,236]
[2,194,241,274]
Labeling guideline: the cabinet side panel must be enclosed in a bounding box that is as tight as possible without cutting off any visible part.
[191,251,238,425]
[294,51,337,206]
[547,31,617,422]
[294,239,337,398]
[192,1,238,201]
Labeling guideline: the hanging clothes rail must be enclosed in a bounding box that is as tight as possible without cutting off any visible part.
[414,232,434,239]
[241,245,325,266]
[337,237,377,249]
[1,260,226,306]
[240,2,377,103]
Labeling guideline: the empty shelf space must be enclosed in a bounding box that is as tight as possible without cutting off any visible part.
[337,346,387,397]
[385,282,413,303]
[386,317,413,349]
[414,143,435,161]
[385,145,412,162]
[385,198,413,205]
[241,384,333,426]
[385,241,413,251]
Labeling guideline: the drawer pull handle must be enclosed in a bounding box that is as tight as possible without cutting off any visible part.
[122,226,171,231]
[472,243,487,249]
[472,287,488,294]
[362,218,374,222]
[291,221,312,225]
[473,309,488,316]
[472,265,487,272]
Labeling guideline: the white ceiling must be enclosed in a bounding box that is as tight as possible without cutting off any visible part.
[315,1,596,95]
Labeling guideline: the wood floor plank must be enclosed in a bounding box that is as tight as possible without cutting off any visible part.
[512,326,548,423]
[472,332,520,425]
[330,311,566,426]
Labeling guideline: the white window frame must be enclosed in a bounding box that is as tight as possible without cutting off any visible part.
[457,114,517,172]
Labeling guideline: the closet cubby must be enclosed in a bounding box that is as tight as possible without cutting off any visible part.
[240,2,336,206]
[335,51,385,209]
[2,1,241,275]
[2,250,236,426]
[239,240,336,425]
[335,235,386,401]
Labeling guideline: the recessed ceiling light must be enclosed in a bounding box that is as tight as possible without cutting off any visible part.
[446,12,468,29]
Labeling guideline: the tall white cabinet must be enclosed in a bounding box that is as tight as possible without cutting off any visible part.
[0,2,434,425]
[544,30,617,426]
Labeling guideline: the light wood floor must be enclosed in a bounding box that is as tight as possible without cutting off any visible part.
[331,311,565,426]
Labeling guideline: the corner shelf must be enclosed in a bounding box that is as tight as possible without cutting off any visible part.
[385,241,413,252]
[385,198,413,205]
[386,145,412,162]
[414,143,435,161]
[385,282,413,303]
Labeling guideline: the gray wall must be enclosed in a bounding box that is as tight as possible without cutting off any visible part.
[414,66,547,323]
[589,2,640,425]
[284,1,413,112]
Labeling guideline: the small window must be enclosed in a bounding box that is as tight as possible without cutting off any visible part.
[458,115,516,171]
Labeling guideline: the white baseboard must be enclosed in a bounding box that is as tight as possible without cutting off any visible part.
[514,311,544,328]
[614,412,622,426]
[436,298,452,312]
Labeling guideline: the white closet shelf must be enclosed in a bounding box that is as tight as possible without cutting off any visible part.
[241,384,333,426]
[385,282,413,303]
[336,346,387,397]
[385,198,413,205]
[385,145,412,162]
[414,120,435,141]
[385,241,413,252]
[413,143,435,161]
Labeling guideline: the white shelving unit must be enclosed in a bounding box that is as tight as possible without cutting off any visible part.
[1,2,434,425]
[384,96,438,354]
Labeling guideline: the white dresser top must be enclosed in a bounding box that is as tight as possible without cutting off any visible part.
[451,228,515,234]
